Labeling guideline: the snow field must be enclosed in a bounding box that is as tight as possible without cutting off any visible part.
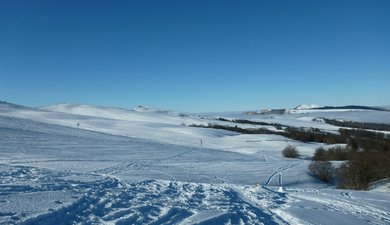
[1,102,390,224]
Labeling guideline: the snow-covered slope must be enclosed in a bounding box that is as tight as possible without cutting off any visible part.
[0,103,324,155]
[294,104,321,110]
[0,102,389,224]
[40,103,193,125]
[287,105,390,125]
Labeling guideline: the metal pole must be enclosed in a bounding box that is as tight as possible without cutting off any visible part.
[279,173,283,187]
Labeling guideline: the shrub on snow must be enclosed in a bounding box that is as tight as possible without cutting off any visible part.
[282,145,300,158]
[309,161,334,182]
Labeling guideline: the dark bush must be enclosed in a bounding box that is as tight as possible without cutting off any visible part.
[325,118,390,132]
[326,146,350,161]
[284,127,344,144]
[337,151,390,190]
[282,145,300,158]
[337,161,369,190]
[313,146,350,161]
[313,147,327,161]
[309,161,334,182]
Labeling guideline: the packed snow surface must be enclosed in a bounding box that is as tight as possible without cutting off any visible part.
[0,102,389,224]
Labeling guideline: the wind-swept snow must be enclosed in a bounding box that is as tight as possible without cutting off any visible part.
[0,102,389,224]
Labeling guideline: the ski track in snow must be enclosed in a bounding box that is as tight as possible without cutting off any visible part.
[1,163,289,225]
[289,190,390,224]
[3,163,389,225]
[92,162,137,176]
[265,162,303,186]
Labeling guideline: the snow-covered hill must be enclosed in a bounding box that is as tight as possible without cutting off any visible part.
[294,104,321,110]
[0,102,389,224]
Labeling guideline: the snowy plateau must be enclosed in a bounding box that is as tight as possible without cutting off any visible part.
[0,102,389,225]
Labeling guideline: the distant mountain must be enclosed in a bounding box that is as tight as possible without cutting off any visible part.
[294,104,321,110]
[244,104,390,116]
[245,108,288,115]
[291,103,389,112]
[378,106,390,111]
[312,105,388,111]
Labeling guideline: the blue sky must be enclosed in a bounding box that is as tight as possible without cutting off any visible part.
[0,0,389,112]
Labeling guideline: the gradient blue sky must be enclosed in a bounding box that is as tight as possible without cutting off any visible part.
[1,0,389,112]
